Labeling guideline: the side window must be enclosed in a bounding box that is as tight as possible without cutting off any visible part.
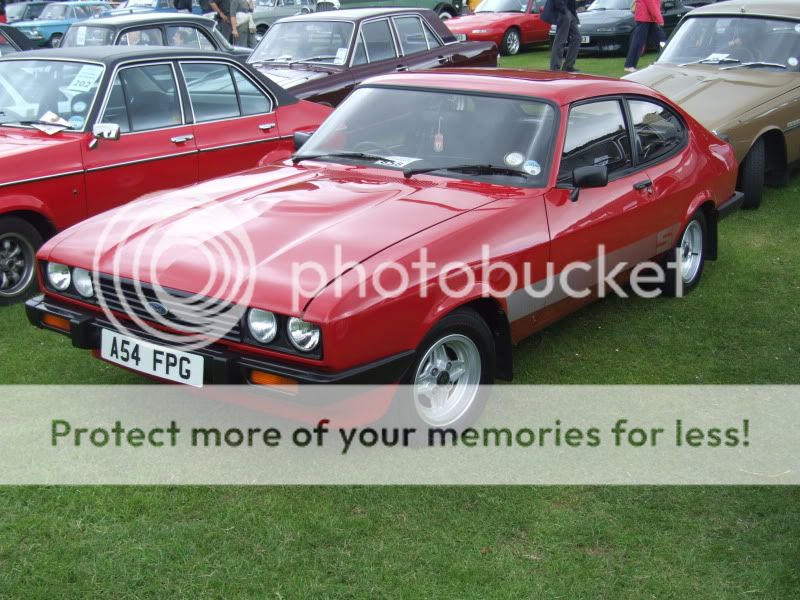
[182,63,240,122]
[559,100,632,182]
[0,33,20,55]
[168,26,216,50]
[422,21,442,49]
[352,32,368,65]
[101,64,182,132]
[628,99,686,164]
[119,28,165,46]
[232,69,272,115]
[361,20,397,63]
[393,16,428,55]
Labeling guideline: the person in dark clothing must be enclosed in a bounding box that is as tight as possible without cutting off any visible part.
[173,0,193,12]
[210,0,232,41]
[547,0,580,72]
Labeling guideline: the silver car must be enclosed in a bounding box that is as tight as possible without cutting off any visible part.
[253,0,314,40]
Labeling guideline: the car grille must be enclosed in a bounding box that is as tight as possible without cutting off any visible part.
[95,275,243,344]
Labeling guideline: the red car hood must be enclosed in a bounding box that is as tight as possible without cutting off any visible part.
[42,163,499,315]
[252,66,332,89]
[447,12,522,32]
[0,129,83,185]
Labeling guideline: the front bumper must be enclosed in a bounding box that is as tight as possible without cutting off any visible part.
[25,295,415,386]
[549,32,629,55]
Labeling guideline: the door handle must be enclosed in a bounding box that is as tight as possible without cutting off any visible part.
[437,55,449,65]
[395,65,409,72]
[633,179,653,191]
[259,123,276,131]
[170,134,194,144]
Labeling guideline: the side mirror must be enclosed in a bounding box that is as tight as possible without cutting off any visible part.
[570,164,608,201]
[293,130,312,150]
[89,123,120,148]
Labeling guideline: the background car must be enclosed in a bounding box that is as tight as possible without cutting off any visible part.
[625,0,800,209]
[247,8,498,106]
[109,0,204,14]
[4,1,49,24]
[446,0,549,56]
[26,69,740,430]
[315,0,463,21]
[252,0,314,42]
[0,46,332,303]
[549,0,690,55]
[11,1,112,47]
[61,12,252,58]
[0,22,35,53]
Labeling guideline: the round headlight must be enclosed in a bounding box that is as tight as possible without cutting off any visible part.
[46,262,71,291]
[287,317,320,352]
[247,308,277,343]
[72,268,94,298]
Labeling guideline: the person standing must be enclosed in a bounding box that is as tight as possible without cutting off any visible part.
[545,0,580,72]
[210,0,233,42]
[623,0,665,73]
[173,0,192,12]
[230,0,255,48]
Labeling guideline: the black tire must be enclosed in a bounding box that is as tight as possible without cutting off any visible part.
[0,217,43,305]
[390,307,495,438]
[739,137,765,210]
[500,27,521,56]
[48,33,62,48]
[662,211,707,298]
[437,7,455,20]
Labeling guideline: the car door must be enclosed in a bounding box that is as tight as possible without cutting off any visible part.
[390,15,450,70]
[544,98,664,297]
[179,60,282,180]
[524,0,550,44]
[351,17,406,79]
[83,62,199,216]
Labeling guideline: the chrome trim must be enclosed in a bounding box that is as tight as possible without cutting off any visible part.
[0,169,85,189]
[197,134,290,153]
[84,150,197,173]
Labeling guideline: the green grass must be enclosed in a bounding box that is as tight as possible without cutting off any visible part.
[0,48,798,598]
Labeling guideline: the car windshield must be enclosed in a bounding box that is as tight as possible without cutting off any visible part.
[39,4,70,19]
[587,0,629,10]
[0,60,104,130]
[294,87,556,186]
[659,16,800,70]
[0,33,20,55]
[248,21,355,64]
[5,4,28,19]
[62,26,116,47]
[475,0,526,14]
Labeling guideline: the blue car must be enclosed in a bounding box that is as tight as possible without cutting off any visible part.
[106,0,204,16]
[12,1,113,47]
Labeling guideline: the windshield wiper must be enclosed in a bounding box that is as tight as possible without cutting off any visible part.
[721,61,787,71]
[678,56,740,67]
[403,163,529,179]
[291,55,337,65]
[292,151,388,165]
[0,119,70,129]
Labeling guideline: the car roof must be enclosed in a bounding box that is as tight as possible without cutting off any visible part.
[74,12,215,26]
[0,46,231,65]
[363,69,660,106]
[689,0,800,19]
[278,7,434,22]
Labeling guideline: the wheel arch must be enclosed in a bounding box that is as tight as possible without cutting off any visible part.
[434,3,456,17]
[0,209,57,242]
[760,129,788,186]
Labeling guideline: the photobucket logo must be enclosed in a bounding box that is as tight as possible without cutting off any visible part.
[290,243,685,311]
[91,190,258,351]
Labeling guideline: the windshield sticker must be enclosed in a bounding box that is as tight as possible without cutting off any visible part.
[703,53,730,63]
[789,57,799,68]
[379,156,420,167]
[67,65,103,94]
[504,152,525,167]
[795,24,800,33]
[523,160,541,176]
[76,26,87,46]
[73,100,88,114]
[68,115,85,130]
[334,47,348,65]
[31,111,70,135]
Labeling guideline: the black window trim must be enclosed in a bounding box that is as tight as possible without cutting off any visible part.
[623,94,689,170]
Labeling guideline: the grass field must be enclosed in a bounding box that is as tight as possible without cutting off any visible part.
[0,48,798,598]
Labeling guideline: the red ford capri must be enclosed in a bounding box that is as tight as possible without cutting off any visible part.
[0,46,331,303]
[27,70,741,429]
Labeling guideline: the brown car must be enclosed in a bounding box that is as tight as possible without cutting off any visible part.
[625,0,800,209]
[247,8,499,107]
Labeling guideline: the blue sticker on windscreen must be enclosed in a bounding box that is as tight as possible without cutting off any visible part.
[523,160,541,176]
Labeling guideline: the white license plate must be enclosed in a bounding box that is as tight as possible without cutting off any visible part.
[454,33,467,41]
[581,35,590,44]
[100,329,204,387]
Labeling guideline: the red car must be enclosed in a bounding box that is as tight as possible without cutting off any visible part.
[446,0,550,55]
[0,46,331,303]
[27,70,741,429]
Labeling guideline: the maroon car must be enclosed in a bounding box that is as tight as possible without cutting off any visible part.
[247,8,499,106]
